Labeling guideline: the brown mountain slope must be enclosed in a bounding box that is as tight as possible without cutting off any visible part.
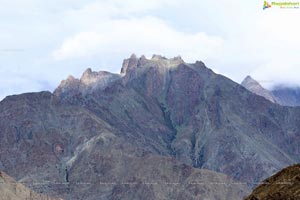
[55,55,300,186]
[0,92,249,199]
[65,152,249,200]
[245,164,300,200]
[1,55,300,199]
[0,171,61,200]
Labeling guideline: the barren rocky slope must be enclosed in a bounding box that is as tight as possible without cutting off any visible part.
[0,171,61,200]
[55,55,300,185]
[1,55,300,199]
[245,164,300,200]
[0,91,249,199]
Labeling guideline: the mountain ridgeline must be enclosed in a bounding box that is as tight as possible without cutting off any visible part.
[1,54,300,199]
[241,75,300,106]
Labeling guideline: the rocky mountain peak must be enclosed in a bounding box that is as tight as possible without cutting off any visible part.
[66,75,76,81]
[241,75,277,103]
[80,68,114,85]
[54,68,120,98]
[241,75,258,86]
[62,75,78,86]
[120,54,185,75]
[151,54,167,60]
[81,68,93,79]
[120,54,139,75]
[151,54,183,63]
[54,75,80,96]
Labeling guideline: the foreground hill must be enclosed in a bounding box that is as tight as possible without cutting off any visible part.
[245,164,300,200]
[0,171,61,200]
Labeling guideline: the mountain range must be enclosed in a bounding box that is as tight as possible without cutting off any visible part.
[1,54,300,199]
[241,76,300,107]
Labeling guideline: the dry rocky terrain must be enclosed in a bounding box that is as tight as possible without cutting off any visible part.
[1,55,300,199]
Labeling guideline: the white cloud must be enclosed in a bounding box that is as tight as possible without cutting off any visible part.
[0,74,48,100]
[53,32,103,60]
[52,17,223,63]
[252,59,300,89]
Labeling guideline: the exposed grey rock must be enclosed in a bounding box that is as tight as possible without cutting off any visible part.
[120,54,139,75]
[54,68,121,98]
[241,76,277,103]
[53,56,300,188]
[0,89,249,200]
[2,55,300,199]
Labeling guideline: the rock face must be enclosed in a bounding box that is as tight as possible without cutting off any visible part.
[272,86,300,107]
[54,68,121,98]
[0,171,61,200]
[1,55,300,199]
[245,164,300,200]
[241,76,277,103]
[0,92,249,199]
[66,152,249,200]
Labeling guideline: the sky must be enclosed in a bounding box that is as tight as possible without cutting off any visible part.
[1,0,300,100]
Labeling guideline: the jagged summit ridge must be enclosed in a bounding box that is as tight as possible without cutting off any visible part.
[80,68,118,85]
[241,76,262,89]
[54,68,121,98]
[55,54,208,98]
[120,54,185,75]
